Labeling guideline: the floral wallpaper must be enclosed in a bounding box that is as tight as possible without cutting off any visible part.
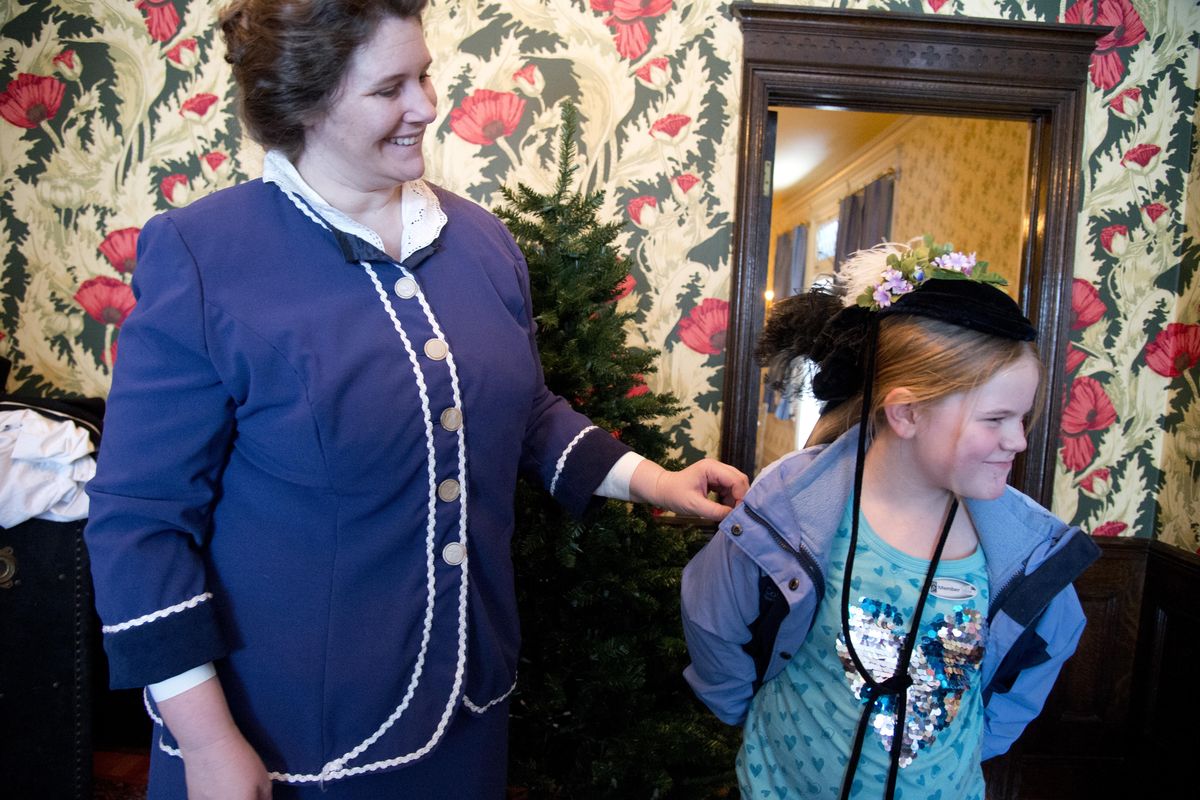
[2,0,1199,551]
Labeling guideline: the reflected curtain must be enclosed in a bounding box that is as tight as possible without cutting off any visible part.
[765,225,808,417]
[772,224,808,300]
[833,173,894,271]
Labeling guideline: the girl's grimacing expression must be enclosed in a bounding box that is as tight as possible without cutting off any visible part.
[298,15,438,194]
[906,353,1041,501]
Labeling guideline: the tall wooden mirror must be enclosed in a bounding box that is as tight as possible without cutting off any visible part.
[720,4,1100,508]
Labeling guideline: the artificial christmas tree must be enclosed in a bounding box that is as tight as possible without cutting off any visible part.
[497,104,738,799]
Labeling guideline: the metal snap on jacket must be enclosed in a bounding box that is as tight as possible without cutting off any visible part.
[788,578,800,590]
[424,338,448,360]
[440,407,463,431]
[730,524,742,536]
[437,478,460,502]
[442,542,465,566]
[393,276,418,299]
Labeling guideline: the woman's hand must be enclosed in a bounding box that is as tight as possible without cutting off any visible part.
[156,675,272,799]
[181,729,272,800]
[630,458,749,521]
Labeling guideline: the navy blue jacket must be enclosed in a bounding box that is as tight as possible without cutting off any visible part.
[85,176,628,783]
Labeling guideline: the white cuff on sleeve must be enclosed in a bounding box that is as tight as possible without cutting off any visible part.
[594,452,645,501]
[147,662,217,702]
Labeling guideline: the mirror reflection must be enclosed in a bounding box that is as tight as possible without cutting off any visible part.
[755,107,1032,475]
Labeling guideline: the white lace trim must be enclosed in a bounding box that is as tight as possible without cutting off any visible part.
[261,149,446,262]
[143,689,182,758]
[102,592,212,633]
[550,425,597,496]
[463,671,517,715]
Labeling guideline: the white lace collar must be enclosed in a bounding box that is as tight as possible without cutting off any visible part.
[261,149,448,263]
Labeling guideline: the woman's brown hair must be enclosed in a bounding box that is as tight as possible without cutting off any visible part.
[219,0,429,161]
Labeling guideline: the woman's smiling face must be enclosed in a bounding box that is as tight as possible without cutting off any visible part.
[299,14,437,193]
[910,353,1041,501]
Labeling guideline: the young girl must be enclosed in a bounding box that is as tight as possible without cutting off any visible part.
[681,239,1098,800]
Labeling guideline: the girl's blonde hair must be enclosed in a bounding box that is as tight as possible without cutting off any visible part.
[807,315,1044,446]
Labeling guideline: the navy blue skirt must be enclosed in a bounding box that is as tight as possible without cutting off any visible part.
[147,703,510,799]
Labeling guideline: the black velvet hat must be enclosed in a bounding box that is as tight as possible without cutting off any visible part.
[880,277,1035,341]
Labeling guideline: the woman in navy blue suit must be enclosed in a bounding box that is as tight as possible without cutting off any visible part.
[84,1,747,797]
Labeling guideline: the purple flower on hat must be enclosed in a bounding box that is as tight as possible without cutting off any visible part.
[871,267,914,308]
[933,251,976,276]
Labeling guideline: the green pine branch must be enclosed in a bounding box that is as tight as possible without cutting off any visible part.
[498,102,738,799]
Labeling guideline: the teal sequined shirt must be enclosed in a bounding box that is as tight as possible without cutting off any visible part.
[738,502,989,799]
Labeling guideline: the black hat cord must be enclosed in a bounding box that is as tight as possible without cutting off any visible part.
[837,318,959,800]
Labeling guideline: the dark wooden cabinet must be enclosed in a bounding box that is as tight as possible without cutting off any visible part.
[985,538,1200,800]
[0,518,94,800]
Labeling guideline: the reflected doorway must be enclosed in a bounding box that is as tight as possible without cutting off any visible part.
[754,107,1032,475]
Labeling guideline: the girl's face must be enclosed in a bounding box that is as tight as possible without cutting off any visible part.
[910,354,1041,500]
[299,15,438,194]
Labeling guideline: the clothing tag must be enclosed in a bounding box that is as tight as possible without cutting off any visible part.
[930,577,978,601]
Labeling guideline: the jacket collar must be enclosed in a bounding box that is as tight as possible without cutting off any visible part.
[750,425,1094,595]
[261,149,447,265]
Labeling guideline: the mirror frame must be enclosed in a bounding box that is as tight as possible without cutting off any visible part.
[721,4,1101,508]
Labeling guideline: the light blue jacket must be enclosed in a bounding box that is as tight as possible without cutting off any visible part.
[681,427,1099,760]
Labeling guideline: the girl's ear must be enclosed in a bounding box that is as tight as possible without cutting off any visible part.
[881,387,920,439]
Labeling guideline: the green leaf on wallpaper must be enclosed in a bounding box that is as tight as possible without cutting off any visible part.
[1052,461,1079,529]
[0,0,22,30]
[0,114,35,189]
[1154,0,1200,60]
[81,23,163,149]
[2,20,49,75]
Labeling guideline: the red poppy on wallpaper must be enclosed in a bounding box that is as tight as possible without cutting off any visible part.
[626,374,649,398]
[1079,467,1112,499]
[1144,323,1200,378]
[180,93,219,124]
[0,73,65,129]
[1065,342,1087,374]
[166,38,199,70]
[678,298,729,355]
[672,172,700,200]
[1120,143,1160,172]
[604,16,651,60]
[1141,201,1168,227]
[1098,224,1127,256]
[450,89,526,146]
[627,195,657,228]
[161,173,190,207]
[650,113,690,143]
[592,0,672,61]
[613,273,636,300]
[1071,278,1107,330]
[136,0,181,43]
[75,277,136,327]
[1060,375,1117,472]
[512,63,544,97]
[1092,521,1128,537]
[201,150,231,181]
[1108,86,1142,120]
[635,57,670,91]
[1063,0,1146,91]
[53,50,81,82]
[99,227,140,274]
